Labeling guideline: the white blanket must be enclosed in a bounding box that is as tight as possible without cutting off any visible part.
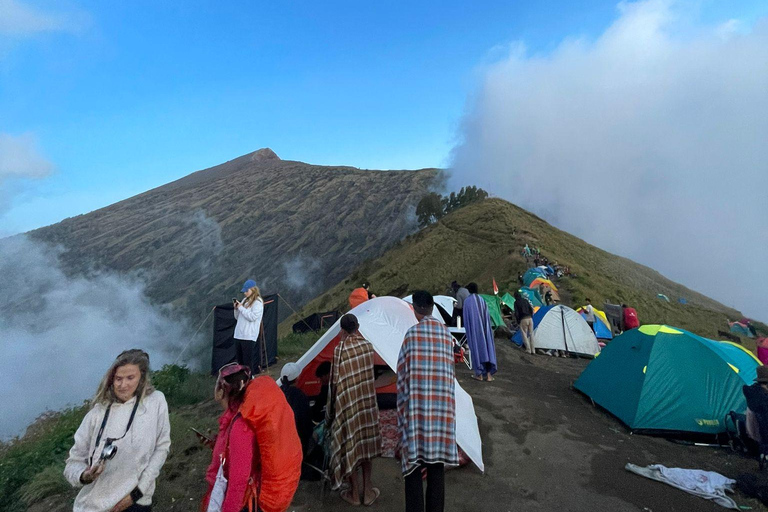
[625,463,738,509]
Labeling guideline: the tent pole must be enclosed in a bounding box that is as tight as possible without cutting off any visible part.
[561,307,570,355]
[278,293,318,333]
[173,306,215,366]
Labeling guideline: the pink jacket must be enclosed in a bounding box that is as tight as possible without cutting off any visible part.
[204,407,257,512]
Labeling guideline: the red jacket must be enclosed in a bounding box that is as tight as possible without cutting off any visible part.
[205,407,258,512]
[623,308,640,330]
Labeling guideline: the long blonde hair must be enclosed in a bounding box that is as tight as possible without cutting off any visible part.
[93,349,155,406]
[242,285,262,308]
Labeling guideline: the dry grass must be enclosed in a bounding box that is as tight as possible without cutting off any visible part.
[280,198,746,344]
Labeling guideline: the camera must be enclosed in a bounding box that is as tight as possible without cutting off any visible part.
[99,439,118,461]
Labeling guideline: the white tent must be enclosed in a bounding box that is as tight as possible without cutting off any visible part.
[402,294,456,323]
[533,305,601,357]
[284,296,484,472]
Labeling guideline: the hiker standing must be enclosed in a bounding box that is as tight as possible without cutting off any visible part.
[397,291,459,512]
[326,314,381,506]
[64,350,171,512]
[513,291,535,354]
[584,298,597,333]
[463,283,498,382]
[203,364,255,512]
[233,279,264,374]
[544,289,554,306]
[451,281,470,326]
[203,365,302,512]
[349,282,375,310]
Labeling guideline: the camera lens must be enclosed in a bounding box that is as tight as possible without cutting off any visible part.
[101,442,118,460]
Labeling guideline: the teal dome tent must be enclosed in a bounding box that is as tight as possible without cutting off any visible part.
[574,325,761,435]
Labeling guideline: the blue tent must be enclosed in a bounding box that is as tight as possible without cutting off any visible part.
[511,305,554,345]
[523,268,547,286]
[578,310,613,340]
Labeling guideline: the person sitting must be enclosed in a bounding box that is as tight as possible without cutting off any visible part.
[280,363,313,456]
[310,361,332,424]
[743,366,768,470]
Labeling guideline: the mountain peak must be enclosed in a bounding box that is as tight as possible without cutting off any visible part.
[250,148,280,162]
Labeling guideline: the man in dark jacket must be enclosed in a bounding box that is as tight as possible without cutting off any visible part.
[513,291,535,354]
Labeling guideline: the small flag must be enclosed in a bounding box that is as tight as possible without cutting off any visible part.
[492,278,499,295]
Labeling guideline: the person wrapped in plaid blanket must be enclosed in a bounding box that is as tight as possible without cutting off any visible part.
[326,314,382,506]
[397,291,459,512]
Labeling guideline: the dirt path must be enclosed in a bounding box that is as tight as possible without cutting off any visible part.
[292,338,767,512]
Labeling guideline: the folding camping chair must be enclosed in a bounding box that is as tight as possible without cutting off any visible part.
[449,326,471,370]
[302,422,334,499]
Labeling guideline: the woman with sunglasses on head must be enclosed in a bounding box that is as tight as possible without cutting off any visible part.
[203,364,254,512]
[203,363,303,512]
[233,279,264,374]
[64,350,171,512]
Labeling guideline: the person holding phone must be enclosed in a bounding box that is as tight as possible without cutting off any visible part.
[64,349,171,512]
[233,279,264,374]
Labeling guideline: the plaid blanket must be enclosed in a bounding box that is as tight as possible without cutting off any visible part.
[397,316,459,475]
[327,332,381,487]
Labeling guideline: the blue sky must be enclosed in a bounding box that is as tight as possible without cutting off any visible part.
[1,0,766,235]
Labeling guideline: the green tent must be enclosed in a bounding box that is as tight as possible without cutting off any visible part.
[479,294,505,328]
[574,325,761,435]
[500,292,516,308]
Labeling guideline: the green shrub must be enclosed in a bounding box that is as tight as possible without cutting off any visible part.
[19,463,70,507]
[0,405,87,512]
[153,365,212,408]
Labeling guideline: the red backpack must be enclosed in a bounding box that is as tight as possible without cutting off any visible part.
[238,376,303,512]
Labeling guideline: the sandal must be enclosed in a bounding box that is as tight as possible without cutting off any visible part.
[471,375,484,381]
[363,487,380,506]
[341,489,361,506]
[486,375,495,382]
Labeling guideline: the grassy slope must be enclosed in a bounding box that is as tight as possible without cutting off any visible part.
[280,198,747,347]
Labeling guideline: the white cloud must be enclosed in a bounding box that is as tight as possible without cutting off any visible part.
[0,0,87,37]
[0,132,53,181]
[0,236,198,438]
[450,0,768,318]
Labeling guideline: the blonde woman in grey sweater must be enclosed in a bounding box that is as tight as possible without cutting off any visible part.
[65,350,171,512]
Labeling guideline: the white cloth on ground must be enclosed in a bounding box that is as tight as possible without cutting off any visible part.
[625,463,738,509]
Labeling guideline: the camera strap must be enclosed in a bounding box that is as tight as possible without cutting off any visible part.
[89,397,141,466]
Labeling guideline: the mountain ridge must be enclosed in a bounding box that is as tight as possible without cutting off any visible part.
[281,198,747,342]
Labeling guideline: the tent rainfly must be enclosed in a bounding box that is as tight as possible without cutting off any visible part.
[575,325,761,435]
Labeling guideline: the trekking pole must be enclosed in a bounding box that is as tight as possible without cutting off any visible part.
[173,306,215,365]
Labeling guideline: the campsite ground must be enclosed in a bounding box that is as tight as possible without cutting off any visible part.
[290,338,767,512]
